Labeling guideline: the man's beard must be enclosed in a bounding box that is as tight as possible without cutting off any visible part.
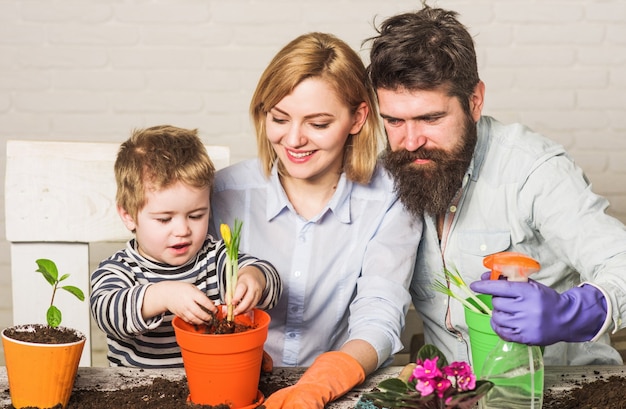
[382,115,477,219]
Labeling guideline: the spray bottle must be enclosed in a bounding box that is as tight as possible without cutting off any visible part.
[480,252,544,409]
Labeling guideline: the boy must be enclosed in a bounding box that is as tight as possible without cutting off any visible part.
[90,125,282,368]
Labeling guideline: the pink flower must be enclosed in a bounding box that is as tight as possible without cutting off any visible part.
[411,357,442,382]
[457,373,477,391]
[415,378,435,396]
[445,361,476,391]
[444,361,471,377]
[433,376,452,398]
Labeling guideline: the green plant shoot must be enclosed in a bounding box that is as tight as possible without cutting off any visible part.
[433,267,492,316]
[35,258,85,328]
[220,219,243,322]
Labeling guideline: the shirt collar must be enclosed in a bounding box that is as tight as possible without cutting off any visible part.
[265,162,352,224]
[467,116,490,183]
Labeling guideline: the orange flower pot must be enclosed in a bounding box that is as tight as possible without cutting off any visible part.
[1,325,85,409]
[172,309,270,408]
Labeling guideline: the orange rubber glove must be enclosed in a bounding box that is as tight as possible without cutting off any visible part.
[262,351,366,409]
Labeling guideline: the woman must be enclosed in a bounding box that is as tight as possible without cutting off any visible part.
[210,32,421,408]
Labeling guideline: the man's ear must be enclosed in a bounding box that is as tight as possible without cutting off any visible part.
[117,205,137,232]
[469,81,485,122]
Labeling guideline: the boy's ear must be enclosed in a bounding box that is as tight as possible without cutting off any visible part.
[117,205,137,232]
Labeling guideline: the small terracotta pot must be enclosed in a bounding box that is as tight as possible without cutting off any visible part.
[1,325,86,409]
[173,309,270,408]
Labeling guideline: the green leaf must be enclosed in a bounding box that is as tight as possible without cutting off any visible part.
[444,380,493,408]
[36,258,58,285]
[47,305,62,328]
[62,285,85,301]
[375,378,411,393]
[416,344,449,368]
[35,258,85,327]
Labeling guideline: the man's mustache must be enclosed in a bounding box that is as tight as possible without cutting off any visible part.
[389,148,448,165]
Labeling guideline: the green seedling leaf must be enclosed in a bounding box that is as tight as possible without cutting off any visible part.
[62,285,85,301]
[35,258,84,327]
[47,305,62,328]
[36,258,58,285]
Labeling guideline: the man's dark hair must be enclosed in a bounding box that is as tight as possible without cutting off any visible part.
[365,3,480,114]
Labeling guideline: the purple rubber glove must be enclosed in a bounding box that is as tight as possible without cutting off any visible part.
[470,277,607,346]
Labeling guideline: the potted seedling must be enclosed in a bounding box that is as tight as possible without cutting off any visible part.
[173,219,270,409]
[1,258,86,409]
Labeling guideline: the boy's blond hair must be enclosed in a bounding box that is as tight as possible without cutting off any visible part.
[114,125,215,220]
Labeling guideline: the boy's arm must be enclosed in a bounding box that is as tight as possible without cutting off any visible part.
[90,261,160,340]
[238,254,283,309]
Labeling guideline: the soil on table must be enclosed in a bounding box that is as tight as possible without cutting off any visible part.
[3,317,277,408]
[543,374,626,409]
[6,367,626,408]
[2,369,295,409]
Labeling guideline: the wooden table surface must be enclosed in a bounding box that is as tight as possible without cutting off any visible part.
[1,365,626,408]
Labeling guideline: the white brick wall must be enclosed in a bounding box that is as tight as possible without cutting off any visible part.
[1,0,625,366]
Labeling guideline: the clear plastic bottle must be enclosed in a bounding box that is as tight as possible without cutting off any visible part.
[480,252,544,409]
[479,340,544,409]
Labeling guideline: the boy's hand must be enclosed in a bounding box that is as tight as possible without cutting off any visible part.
[231,266,266,315]
[143,281,216,324]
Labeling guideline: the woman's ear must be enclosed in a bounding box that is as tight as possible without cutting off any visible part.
[349,102,369,135]
[117,205,137,232]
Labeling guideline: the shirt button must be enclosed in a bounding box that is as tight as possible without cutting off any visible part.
[450,205,457,213]
[480,244,487,251]
[294,271,301,277]
[288,332,296,339]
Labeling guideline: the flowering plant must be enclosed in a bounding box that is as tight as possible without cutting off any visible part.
[220,219,242,322]
[359,344,493,409]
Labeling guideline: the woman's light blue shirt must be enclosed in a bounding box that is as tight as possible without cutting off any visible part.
[210,159,422,367]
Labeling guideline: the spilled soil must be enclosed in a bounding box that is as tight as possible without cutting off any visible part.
[543,374,626,409]
[2,369,297,409]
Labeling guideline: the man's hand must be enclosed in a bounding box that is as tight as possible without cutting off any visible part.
[470,278,607,345]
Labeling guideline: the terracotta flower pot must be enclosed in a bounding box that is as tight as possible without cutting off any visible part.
[1,325,86,409]
[172,309,270,408]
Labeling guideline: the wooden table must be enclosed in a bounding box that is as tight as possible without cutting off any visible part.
[1,365,626,407]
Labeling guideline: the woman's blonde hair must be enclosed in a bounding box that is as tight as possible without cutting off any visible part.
[114,125,215,220]
[250,32,380,184]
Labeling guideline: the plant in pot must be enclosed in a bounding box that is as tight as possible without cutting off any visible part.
[172,219,271,409]
[2,258,86,409]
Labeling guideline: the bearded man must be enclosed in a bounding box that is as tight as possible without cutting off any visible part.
[366,4,626,367]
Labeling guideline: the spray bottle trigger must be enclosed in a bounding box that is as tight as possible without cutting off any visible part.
[483,252,540,282]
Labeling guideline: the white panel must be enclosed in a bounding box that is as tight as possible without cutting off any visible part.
[5,140,230,242]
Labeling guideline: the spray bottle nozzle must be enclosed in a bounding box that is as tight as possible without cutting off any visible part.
[483,252,540,282]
